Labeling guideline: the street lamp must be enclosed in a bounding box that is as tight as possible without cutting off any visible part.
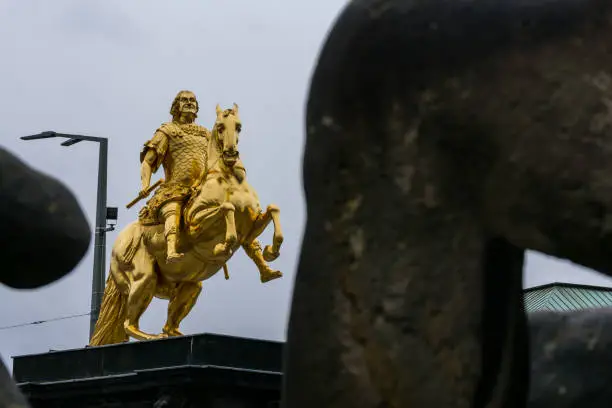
[20,131,116,339]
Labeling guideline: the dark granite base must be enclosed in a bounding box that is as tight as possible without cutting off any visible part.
[13,310,612,408]
[12,333,282,408]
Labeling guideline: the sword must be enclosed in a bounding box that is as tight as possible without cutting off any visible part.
[126,179,164,209]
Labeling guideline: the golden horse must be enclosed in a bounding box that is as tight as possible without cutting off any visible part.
[90,104,283,346]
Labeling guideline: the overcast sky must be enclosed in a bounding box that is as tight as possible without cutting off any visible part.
[1,0,612,370]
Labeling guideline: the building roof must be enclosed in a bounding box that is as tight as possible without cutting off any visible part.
[524,282,612,312]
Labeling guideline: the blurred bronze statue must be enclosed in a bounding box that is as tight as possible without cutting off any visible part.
[0,146,91,408]
[90,94,283,346]
[284,1,612,408]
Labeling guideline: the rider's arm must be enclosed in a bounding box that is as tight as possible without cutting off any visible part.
[141,150,156,191]
[139,129,168,191]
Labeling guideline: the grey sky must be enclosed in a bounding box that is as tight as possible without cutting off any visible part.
[1,0,611,369]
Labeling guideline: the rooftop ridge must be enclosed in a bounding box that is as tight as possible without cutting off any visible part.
[525,282,612,312]
[525,281,612,293]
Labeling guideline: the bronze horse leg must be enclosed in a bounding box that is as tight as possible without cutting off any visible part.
[242,239,283,283]
[240,205,284,282]
[263,204,283,262]
[243,204,284,262]
[163,281,203,336]
[123,248,161,341]
[213,202,238,257]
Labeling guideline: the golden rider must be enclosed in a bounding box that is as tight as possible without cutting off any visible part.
[138,90,210,263]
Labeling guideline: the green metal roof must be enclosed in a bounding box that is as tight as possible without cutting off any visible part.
[524,282,612,312]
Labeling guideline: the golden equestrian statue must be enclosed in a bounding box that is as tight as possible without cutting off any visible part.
[89,90,283,345]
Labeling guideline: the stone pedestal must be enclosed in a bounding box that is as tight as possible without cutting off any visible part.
[12,333,282,408]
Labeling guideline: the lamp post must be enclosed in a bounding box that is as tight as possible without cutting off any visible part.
[20,131,116,339]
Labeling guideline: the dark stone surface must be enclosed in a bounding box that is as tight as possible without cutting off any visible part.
[529,309,612,408]
[13,333,282,408]
[0,146,91,289]
[285,0,612,407]
[0,145,91,407]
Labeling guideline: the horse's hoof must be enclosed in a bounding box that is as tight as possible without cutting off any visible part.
[261,270,283,283]
[263,245,280,262]
[163,329,184,337]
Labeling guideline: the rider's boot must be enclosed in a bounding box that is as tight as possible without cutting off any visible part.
[161,202,184,264]
[166,233,183,264]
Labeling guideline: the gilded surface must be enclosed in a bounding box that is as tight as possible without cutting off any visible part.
[90,95,283,346]
[138,183,192,225]
[138,103,210,227]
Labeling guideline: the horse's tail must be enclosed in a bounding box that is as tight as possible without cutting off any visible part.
[90,222,147,346]
[89,273,128,346]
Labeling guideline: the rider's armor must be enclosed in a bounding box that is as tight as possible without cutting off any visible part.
[138,122,210,226]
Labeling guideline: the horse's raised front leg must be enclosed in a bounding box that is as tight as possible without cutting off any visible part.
[245,205,272,241]
[163,281,202,337]
[263,204,283,261]
[244,204,284,262]
[123,249,165,341]
[213,202,238,257]
[243,239,283,283]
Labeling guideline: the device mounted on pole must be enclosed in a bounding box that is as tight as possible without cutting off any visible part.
[20,131,113,340]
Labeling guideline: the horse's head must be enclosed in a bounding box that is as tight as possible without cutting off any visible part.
[213,103,242,167]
